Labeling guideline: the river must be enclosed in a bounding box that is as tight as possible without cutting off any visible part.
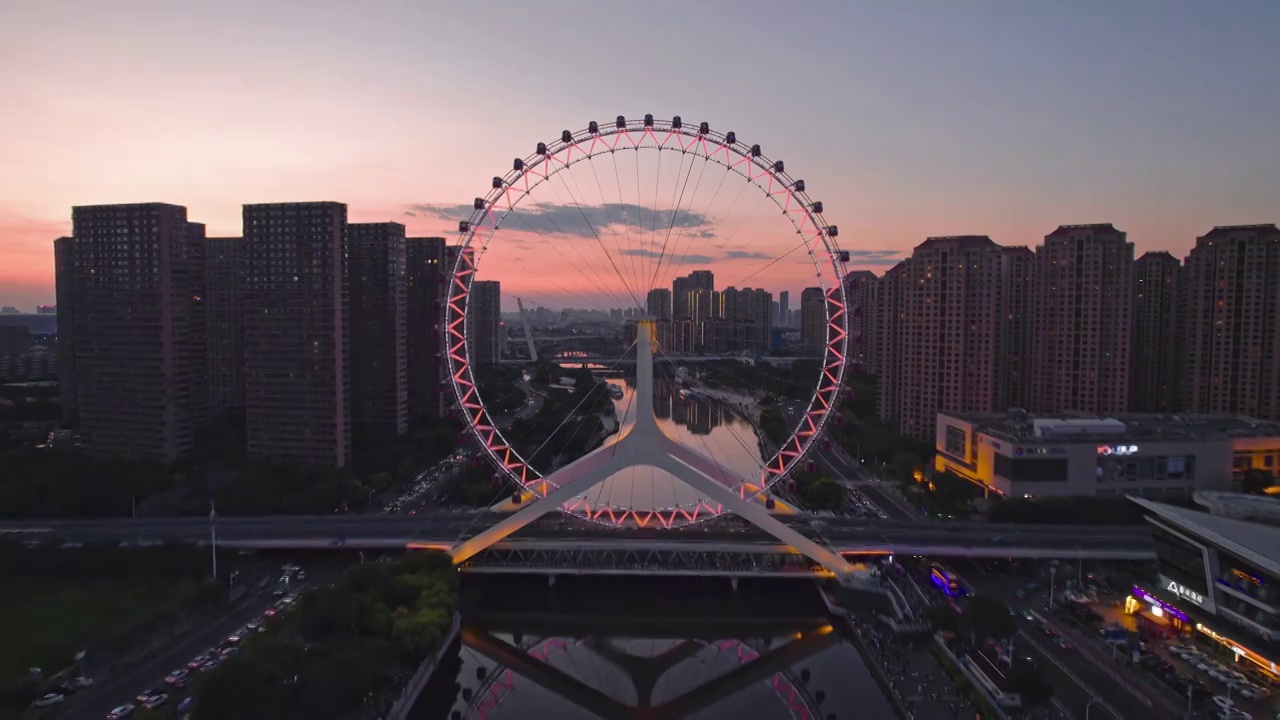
[406,576,896,720]
[574,377,765,511]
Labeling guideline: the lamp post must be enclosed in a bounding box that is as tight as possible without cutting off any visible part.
[1049,560,1059,608]
[209,501,218,581]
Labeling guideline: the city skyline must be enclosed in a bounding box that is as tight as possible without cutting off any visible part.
[3,1,1280,309]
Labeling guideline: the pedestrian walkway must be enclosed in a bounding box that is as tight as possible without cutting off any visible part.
[850,613,982,720]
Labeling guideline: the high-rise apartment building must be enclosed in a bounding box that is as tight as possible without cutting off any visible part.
[778,290,790,327]
[349,223,408,441]
[875,263,908,426]
[844,271,879,373]
[64,203,206,462]
[206,237,244,413]
[53,236,78,423]
[873,237,1006,438]
[405,236,446,420]
[716,286,771,353]
[243,202,351,467]
[646,288,672,320]
[1182,225,1280,421]
[469,280,502,365]
[998,246,1035,411]
[799,287,826,356]
[1131,251,1182,412]
[1031,224,1134,416]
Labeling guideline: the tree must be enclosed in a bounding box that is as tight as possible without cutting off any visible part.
[961,595,1016,641]
[1241,468,1277,495]
[925,603,961,635]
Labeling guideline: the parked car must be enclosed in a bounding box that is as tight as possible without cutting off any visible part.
[31,693,65,708]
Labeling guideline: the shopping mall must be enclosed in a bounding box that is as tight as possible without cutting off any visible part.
[1127,496,1280,682]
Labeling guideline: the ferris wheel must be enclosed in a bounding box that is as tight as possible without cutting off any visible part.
[443,114,850,531]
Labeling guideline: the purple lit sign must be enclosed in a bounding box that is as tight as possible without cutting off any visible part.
[1132,585,1190,622]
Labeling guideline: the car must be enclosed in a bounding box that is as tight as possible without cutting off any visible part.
[32,693,65,707]
[296,570,307,580]
[178,697,196,713]
[1056,637,1072,651]
[246,620,261,632]
[188,653,214,669]
[165,668,189,684]
[143,694,169,710]
[107,704,136,719]
[228,627,249,643]
[67,675,94,689]
[135,688,164,704]
[220,646,240,657]
[198,657,221,672]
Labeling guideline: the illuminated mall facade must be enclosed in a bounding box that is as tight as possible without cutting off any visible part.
[1129,497,1280,682]
[933,412,1280,499]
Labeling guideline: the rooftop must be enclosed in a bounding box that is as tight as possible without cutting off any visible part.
[946,411,1280,445]
[1132,497,1280,578]
[1193,492,1280,527]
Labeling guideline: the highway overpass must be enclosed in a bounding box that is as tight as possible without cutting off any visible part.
[0,513,1155,561]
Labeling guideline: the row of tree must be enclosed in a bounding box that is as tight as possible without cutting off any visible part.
[926,594,1054,706]
[192,551,458,720]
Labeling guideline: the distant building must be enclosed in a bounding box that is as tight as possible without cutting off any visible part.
[469,280,501,365]
[65,203,207,462]
[54,236,77,422]
[243,202,351,467]
[778,290,790,327]
[935,411,1280,500]
[1031,224,1134,415]
[646,288,672,321]
[205,237,245,412]
[1131,251,1182,413]
[799,287,826,356]
[0,325,32,358]
[405,236,446,420]
[349,223,409,442]
[0,306,18,314]
[844,271,879,373]
[35,305,55,315]
[1182,225,1280,421]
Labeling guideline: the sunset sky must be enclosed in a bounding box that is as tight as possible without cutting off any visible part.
[2,0,1278,310]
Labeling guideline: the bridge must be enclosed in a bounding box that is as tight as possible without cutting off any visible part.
[0,514,1156,569]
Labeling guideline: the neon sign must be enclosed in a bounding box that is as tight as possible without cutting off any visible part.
[1131,585,1189,622]
[1163,578,1206,606]
[1097,445,1139,456]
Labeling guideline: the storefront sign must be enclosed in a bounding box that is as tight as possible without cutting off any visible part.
[1097,444,1139,456]
[1131,585,1190,622]
[1161,576,1206,606]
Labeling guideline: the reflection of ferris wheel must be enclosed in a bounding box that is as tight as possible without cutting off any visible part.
[444,114,849,531]
[459,635,830,720]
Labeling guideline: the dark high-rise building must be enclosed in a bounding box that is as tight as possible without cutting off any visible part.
[876,262,907,426]
[183,222,208,426]
[778,290,790,327]
[406,236,446,420]
[1182,225,1280,420]
[1131,251,1182,413]
[66,203,206,462]
[715,286,771,353]
[1031,224,1134,416]
[205,238,245,412]
[874,237,1006,438]
[0,326,32,357]
[844,271,879,373]
[469,280,501,365]
[36,305,55,315]
[799,287,826,356]
[349,223,409,441]
[243,202,350,467]
[53,236,78,423]
[998,246,1035,411]
[646,288,672,320]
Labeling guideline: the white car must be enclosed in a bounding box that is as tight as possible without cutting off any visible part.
[107,704,135,719]
[31,693,65,707]
[228,626,249,643]
[143,693,169,710]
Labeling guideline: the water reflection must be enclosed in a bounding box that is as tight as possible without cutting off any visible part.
[417,578,893,720]
[582,378,764,511]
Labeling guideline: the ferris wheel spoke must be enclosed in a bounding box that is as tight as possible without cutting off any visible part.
[657,158,731,292]
[649,152,709,295]
[552,168,644,311]
[586,155,645,313]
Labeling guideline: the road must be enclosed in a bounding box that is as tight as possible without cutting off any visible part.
[51,562,341,720]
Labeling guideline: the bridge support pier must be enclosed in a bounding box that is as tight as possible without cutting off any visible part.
[731,576,739,592]
[548,574,556,589]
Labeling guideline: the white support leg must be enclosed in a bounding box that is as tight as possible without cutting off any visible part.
[451,444,629,564]
[661,439,854,576]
